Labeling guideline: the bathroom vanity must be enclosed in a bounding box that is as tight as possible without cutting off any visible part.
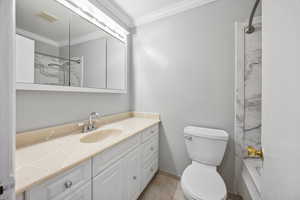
[16,113,160,200]
[14,0,158,199]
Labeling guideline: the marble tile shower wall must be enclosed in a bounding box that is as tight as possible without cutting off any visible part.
[234,21,262,191]
[34,53,82,86]
[235,22,262,161]
[244,24,262,149]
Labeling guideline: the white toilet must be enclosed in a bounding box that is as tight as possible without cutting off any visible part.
[181,126,229,200]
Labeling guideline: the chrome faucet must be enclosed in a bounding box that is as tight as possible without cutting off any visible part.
[83,112,101,133]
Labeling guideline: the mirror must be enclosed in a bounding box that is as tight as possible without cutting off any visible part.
[16,0,127,91]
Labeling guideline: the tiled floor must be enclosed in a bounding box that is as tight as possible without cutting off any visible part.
[138,172,185,200]
[139,172,243,200]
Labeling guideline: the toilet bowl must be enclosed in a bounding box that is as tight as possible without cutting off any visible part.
[181,126,229,200]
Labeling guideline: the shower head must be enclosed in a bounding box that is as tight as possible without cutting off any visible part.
[246,25,255,34]
[246,0,260,34]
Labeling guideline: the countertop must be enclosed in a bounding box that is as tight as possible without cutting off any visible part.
[16,116,160,195]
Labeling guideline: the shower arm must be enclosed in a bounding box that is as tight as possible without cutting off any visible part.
[246,0,260,34]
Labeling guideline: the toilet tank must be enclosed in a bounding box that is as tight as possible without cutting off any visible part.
[184,126,229,166]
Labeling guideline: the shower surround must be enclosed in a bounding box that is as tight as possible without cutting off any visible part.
[234,18,262,192]
[34,53,82,87]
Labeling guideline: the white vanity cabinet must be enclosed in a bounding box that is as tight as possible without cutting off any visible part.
[92,124,159,200]
[22,124,159,200]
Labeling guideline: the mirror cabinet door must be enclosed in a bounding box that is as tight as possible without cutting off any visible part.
[68,11,108,89]
[68,12,127,90]
[107,37,126,90]
[16,0,72,86]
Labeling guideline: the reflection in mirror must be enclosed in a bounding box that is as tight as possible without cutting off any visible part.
[16,0,128,91]
[107,37,126,90]
[16,0,72,86]
[68,13,110,89]
[65,13,126,89]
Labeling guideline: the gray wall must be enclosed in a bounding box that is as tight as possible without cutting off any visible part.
[70,39,106,88]
[60,38,107,89]
[132,0,261,192]
[262,0,300,199]
[16,91,131,132]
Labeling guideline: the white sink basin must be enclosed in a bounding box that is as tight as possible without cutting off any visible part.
[80,129,122,143]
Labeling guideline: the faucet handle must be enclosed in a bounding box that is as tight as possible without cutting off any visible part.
[90,112,100,118]
[89,112,102,131]
[78,122,89,133]
[247,146,264,159]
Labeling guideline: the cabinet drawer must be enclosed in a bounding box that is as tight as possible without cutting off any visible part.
[142,133,158,166]
[26,160,91,200]
[58,181,91,200]
[141,155,158,191]
[142,124,159,143]
[93,134,140,176]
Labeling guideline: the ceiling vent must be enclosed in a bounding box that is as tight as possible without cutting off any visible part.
[37,11,58,23]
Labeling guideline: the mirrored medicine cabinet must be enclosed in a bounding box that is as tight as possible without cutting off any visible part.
[16,0,128,93]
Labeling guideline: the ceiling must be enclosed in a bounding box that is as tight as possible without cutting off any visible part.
[103,0,217,26]
[111,0,184,19]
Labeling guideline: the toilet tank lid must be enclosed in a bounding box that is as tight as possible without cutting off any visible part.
[184,126,228,141]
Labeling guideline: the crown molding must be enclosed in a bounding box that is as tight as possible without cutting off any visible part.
[134,0,218,26]
[93,0,135,28]
[59,31,107,47]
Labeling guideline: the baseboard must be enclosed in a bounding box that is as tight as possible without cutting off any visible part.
[158,170,181,180]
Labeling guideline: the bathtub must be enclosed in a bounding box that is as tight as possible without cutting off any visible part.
[240,159,262,200]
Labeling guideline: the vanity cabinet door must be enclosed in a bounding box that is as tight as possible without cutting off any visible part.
[124,147,141,200]
[93,160,123,200]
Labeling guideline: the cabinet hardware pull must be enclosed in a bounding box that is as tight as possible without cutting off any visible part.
[0,177,15,196]
[0,185,3,195]
[133,176,137,180]
[64,180,73,189]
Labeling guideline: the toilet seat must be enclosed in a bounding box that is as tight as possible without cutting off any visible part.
[181,163,227,200]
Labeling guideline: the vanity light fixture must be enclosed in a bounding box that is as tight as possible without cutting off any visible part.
[55,0,129,43]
